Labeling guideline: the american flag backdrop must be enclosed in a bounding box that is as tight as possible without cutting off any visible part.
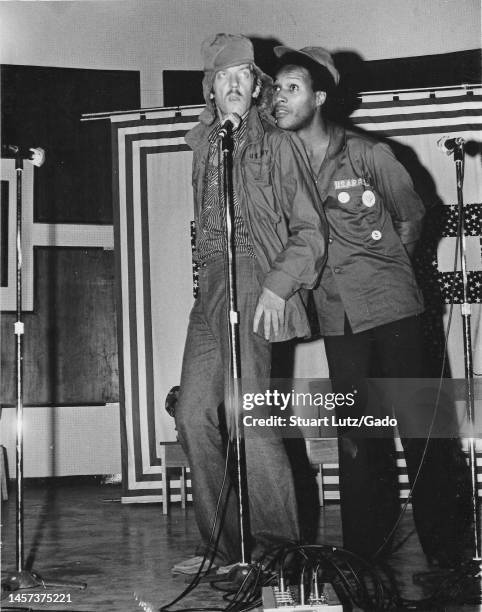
[110,86,482,503]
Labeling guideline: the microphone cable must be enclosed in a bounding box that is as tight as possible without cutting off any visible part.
[371,225,461,564]
[159,437,233,612]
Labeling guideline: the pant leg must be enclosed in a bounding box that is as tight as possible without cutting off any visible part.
[372,315,473,564]
[324,329,400,559]
[224,256,300,559]
[272,341,320,544]
[175,284,240,565]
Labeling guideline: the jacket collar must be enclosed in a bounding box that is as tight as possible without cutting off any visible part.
[324,121,346,160]
[295,121,346,200]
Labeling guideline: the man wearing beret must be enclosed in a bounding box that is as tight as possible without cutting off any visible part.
[173,34,327,575]
[272,46,472,567]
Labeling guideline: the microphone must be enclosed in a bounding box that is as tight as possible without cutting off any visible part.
[218,113,241,139]
[437,136,465,155]
[1,144,46,167]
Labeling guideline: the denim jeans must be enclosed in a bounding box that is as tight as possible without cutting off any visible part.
[175,255,300,564]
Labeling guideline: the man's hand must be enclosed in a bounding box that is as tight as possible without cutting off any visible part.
[253,288,286,340]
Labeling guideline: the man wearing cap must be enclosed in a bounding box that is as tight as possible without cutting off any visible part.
[173,34,327,575]
[272,46,471,565]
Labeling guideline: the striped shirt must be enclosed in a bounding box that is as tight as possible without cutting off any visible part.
[196,114,255,263]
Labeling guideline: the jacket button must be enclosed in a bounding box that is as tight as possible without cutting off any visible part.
[371,230,382,241]
[328,237,333,244]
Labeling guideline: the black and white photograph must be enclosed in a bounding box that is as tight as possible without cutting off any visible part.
[0,1,481,610]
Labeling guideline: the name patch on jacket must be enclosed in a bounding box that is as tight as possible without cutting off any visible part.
[334,177,371,190]
[248,149,269,159]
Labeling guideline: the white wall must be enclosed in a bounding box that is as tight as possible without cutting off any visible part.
[0,404,121,478]
[1,0,480,107]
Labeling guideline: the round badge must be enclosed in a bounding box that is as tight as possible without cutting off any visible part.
[362,190,376,207]
[371,230,382,241]
[337,191,350,204]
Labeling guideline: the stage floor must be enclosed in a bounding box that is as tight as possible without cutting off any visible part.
[0,480,480,611]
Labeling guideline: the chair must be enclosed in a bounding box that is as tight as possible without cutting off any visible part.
[305,438,338,505]
[159,442,189,514]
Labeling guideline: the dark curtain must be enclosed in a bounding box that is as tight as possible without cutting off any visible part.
[1,65,140,224]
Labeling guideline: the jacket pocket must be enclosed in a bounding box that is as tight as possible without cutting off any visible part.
[250,180,282,223]
[326,186,382,242]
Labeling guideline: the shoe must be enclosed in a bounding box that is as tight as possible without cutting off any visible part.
[212,563,266,591]
[171,556,217,575]
[215,563,239,576]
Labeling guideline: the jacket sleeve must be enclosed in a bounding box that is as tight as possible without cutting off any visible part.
[367,142,425,245]
[263,133,328,300]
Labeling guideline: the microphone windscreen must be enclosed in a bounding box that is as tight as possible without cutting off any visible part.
[223,113,241,131]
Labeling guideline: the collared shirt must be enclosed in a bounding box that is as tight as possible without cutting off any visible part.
[196,114,255,262]
[309,122,425,335]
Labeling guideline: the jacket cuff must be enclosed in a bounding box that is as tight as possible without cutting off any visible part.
[263,270,297,300]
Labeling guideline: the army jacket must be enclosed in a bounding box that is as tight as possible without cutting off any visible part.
[308,122,425,335]
[185,106,328,342]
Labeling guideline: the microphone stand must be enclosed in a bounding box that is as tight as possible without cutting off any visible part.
[218,124,253,579]
[454,143,481,564]
[2,151,87,599]
[438,140,482,604]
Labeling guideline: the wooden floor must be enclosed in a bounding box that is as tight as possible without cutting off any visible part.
[0,480,480,612]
